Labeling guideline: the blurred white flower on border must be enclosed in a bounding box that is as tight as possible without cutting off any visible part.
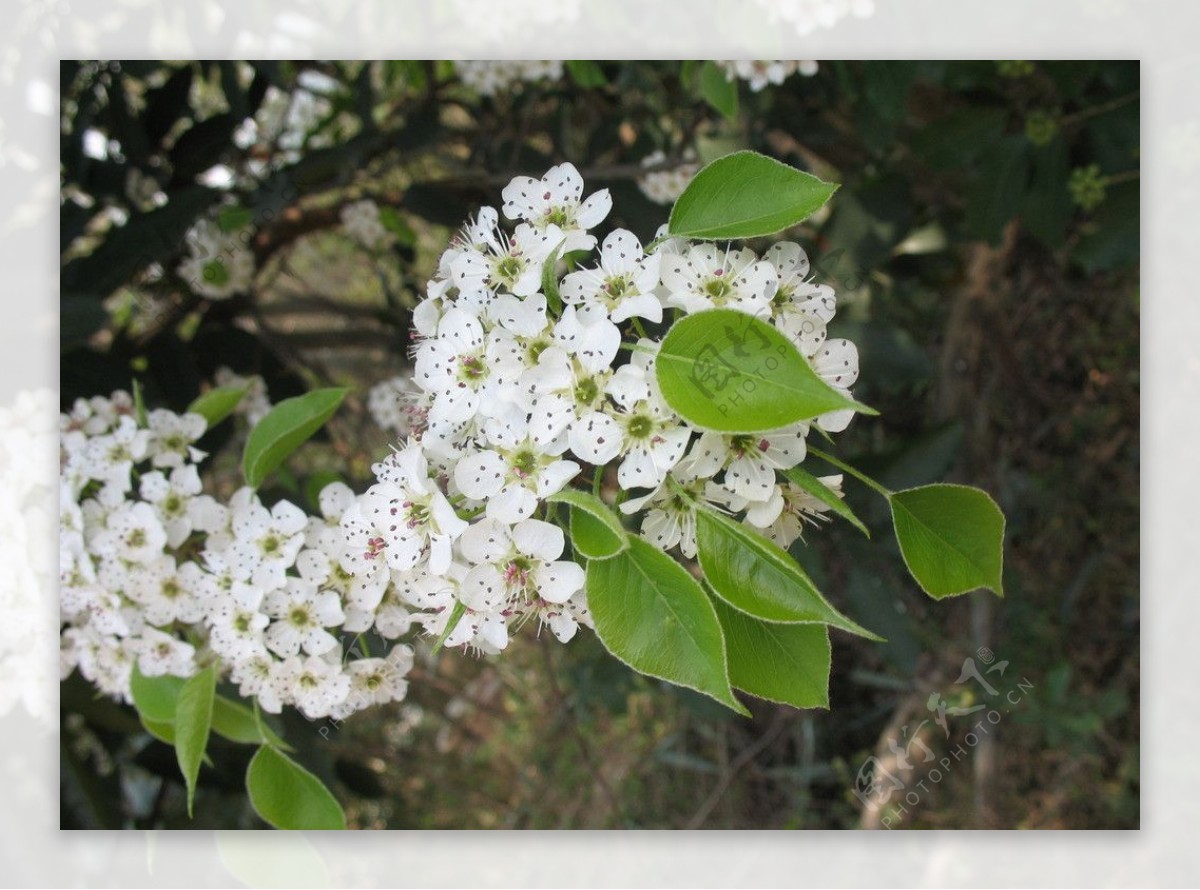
[0,389,57,724]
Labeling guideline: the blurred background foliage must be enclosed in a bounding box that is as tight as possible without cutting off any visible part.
[60,59,1138,829]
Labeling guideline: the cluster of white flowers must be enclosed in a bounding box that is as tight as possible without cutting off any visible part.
[454,61,564,97]
[61,161,860,723]
[356,161,855,651]
[59,391,414,720]
[177,218,256,300]
[0,389,57,723]
[637,150,701,206]
[717,60,820,92]
[340,199,396,252]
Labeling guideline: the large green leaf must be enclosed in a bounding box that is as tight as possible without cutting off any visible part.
[783,464,870,537]
[695,507,881,640]
[890,483,1005,599]
[243,388,349,488]
[246,746,347,830]
[587,536,746,714]
[656,309,871,432]
[175,666,216,817]
[710,594,831,709]
[547,488,628,559]
[141,716,176,745]
[668,151,838,240]
[698,61,738,122]
[187,386,245,429]
[129,667,186,724]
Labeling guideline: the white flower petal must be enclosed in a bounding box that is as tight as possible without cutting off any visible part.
[513,518,566,562]
[454,450,507,500]
[535,560,585,603]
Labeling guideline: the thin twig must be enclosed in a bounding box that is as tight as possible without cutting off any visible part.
[539,644,627,826]
[684,709,788,829]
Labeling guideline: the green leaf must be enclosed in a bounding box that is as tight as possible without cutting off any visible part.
[246,746,347,830]
[212,695,290,750]
[242,387,349,488]
[130,667,186,723]
[541,245,563,316]
[175,666,216,817]
[186,386,245,428]
[141,716,176,745]
[668,150,838,240]
[709,594,831,709]
[695,507,881,640]
[546,488,628,559]
[432,600,466,654]
[655,309,873,432]
[217,205,255,232]
[378,205,416,246]
[679,60,699,89]
[890,483,1005,599]
[783,464,869,537]
[565,60,607,88]
[132,378,148,427]
[587,536,747,715]
[698,61,738,122]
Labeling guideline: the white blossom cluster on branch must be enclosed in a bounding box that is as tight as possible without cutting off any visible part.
[637,150,701,206]
[454,61,564,97]
[61,162,857,723]
[716,60,820,91]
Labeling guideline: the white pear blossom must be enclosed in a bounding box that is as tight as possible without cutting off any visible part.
[352,444,469,575]
[456,519,585,639]
[455,60,564,96]
[341,198,396,251]
[764,241,836,355]
[637,150,700,206]
[178,218,255,300]
[716,60,818,92]
[227,489,308,590]
[561,229,663,323]
[810,338,861,433]
[450,219,563,304]
[661,243,778,317]
[263,577,345,657]
[144,409,207,468]
[501,162,612,253]
[139,464,203,548]
[684,424,809,501]
[570,362,691,490]
[758,476,845,548]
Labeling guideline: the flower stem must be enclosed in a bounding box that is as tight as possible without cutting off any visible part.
[806,445,892,500]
